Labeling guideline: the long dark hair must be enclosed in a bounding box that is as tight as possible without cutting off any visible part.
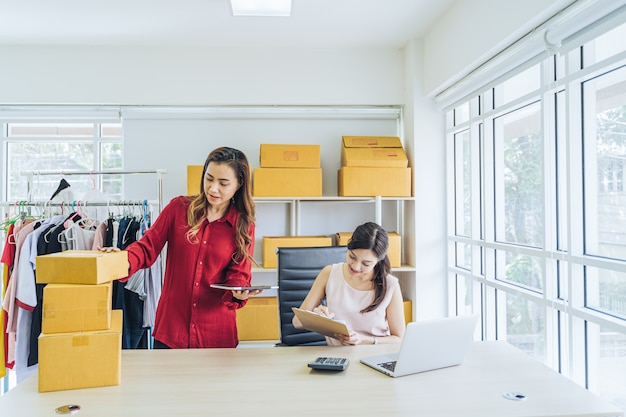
[347,222,391,313]
[186,147,255,264]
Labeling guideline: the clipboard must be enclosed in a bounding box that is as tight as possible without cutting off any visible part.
[210,284,278,291]
[292,307,350,338]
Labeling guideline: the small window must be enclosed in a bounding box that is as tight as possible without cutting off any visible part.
[3,122,123,201]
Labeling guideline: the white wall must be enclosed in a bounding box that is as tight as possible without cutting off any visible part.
[121,112,399,202]
[403,39,447,320]
[0,46,404,105]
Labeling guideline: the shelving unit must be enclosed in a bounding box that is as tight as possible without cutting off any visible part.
[254,196,415,266]
[239,194,417,341]
[253,195,415,271]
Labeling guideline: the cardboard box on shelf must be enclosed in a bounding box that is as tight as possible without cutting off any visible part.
[335,231,402,268]
[335,232,352,246]
[262,236,333,268]
[36,250,129,285]
[187,165,204,195]
[260,144,320,168]
[236,297,279,340]
[341,136,403,148]
[403,300,412,323]
[38,309,122,392]
[338,167,411,197]
[341,147,408,168]
[42,281,113,334]
[253,168,322,197]
[341,135,407,168]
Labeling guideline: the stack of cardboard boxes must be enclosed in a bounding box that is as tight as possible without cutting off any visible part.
[35,250,128,392]
[338,136,412,196]
[253,144,331,267]
[253,144,322,197]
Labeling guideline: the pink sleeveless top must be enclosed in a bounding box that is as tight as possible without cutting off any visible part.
[324,262,399,346]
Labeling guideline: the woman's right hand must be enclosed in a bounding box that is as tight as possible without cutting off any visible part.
[312,304,334,319]
[97,246,121,253]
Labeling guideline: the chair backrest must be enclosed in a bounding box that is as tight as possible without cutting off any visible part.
[276,245,348,346]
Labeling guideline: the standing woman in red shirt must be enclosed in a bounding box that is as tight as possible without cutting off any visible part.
[100,147,259,348]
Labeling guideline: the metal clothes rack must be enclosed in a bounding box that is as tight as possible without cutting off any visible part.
[0,200,157,207]
[0,200,159,219]
[20,169,167,213]
[1,170,168,352]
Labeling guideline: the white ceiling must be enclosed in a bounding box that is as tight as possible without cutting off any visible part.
[0,0,454,47]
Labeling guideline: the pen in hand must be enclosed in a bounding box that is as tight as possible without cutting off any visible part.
[312,304,334,319]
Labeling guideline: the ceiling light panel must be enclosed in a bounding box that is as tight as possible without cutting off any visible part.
[230,0,292,17]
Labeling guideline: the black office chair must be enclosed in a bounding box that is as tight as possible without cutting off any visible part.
[276,245,348,346]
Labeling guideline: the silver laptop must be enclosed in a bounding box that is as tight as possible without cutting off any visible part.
[360,315,479,377]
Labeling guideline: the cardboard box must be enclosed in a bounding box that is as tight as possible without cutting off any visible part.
[341,135,407,168]
[253,168,322,197]
[335,232,352,246]
[262,236,333,268]
[342,136,403,148]
[187,164,204,195]
[341,147,408,168]
[335,231,402,268]
[42,282,113,334]
[36,250,129,285]
[260,144,320,168]
[236,297,279,340]
[38,309,122,392]
[338,167,411,197]
[403,300,412,323]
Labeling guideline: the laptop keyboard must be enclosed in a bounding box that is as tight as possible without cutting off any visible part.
[379,361,397,372]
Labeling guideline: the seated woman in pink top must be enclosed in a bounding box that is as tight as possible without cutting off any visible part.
[293,222,405,346]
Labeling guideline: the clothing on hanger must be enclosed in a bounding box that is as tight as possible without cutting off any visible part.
[0,197,163,381]
[49,179,72,201]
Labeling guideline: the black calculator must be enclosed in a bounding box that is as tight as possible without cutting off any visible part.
[307,357,349,371]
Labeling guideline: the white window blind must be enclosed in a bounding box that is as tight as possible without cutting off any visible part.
[435,0,626,111]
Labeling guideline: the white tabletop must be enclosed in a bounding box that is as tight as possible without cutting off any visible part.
[0,341,622,417]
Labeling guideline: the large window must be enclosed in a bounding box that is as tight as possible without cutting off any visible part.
[447,20,626,411]
[493,100,544,248]
[583,66,626,260]
[2,121,123,201]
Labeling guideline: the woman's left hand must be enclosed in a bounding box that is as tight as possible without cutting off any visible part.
[231,289,263,301]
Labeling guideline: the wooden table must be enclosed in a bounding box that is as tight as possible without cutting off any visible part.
[0,341,622,417]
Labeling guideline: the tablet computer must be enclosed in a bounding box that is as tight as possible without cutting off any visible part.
[292,307,350,338]
[210,284,278,291]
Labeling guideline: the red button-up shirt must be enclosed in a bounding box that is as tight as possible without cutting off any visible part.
[125,196,255,348]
